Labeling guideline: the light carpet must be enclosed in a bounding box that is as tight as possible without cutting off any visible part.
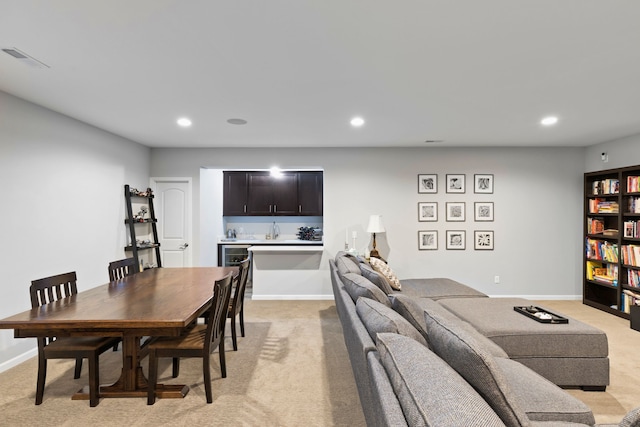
[0,299,638,426]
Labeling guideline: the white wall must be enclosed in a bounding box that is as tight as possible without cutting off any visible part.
[151,146,585,299]
[0,91,150,370]
[585,133,640,171]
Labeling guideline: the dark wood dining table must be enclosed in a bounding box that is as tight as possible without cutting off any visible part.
[0,266,238,401]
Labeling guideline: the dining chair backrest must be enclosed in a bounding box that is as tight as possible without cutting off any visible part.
[204,273,233,354]
[108,258,138,281]
[232,258,250,314]
[30,271,78,309]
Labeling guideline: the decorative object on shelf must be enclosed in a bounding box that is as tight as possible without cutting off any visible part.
[297,227,322,241]
[134,205,148,222]
[367,214,386,259]
[446,202,465,222]
[418,174,437,193]
[418,230,438,250]
[418,202,437,222]
[474,174,494,194]
[129,187,154,197]
[474,230,494,250]
[474,202,494,222]
[446,174,465,194]
[446,230,465,250]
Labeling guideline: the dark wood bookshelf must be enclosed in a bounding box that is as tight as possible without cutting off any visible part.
[124,184,162,269]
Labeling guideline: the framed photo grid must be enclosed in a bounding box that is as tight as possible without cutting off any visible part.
[418,202,438,221]
[446,174,465,193]
[474,230,494,250]
[446,230,466,250]
[418,230,438,250]
[474,174,494,194]
[474,202,494,221]
[446,202,465,222]
[418,174,437,193]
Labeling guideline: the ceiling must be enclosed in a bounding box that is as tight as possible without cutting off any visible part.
[2,1,640,149]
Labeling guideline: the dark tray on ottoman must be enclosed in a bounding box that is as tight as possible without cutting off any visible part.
[514,306,569,324]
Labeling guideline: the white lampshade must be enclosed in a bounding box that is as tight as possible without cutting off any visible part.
[366,215,385,233]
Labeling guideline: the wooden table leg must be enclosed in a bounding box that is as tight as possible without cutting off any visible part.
[73,336,188,400]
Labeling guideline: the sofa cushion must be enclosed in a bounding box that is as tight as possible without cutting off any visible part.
[390,294,508,358]
[369,257,402,290]
[335,253,362,276]
[424,308,530,426]
[495,357,595,425]
[341,273,391,307]
[376,333,506,427]
[360,262,394,295]
[356,298,427,347]
[398,278,488,299]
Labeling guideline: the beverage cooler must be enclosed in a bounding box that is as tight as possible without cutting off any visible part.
[220,244,251,267]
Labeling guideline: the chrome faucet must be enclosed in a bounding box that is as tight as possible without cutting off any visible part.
[271,221,280,240]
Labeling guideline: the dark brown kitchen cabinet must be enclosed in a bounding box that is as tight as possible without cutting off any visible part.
[223,172,249,216]
[247,172,298,215]
[223,170,323,217]
[298,171,323,216]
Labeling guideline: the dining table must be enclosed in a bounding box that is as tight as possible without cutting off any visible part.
[0,266,238,401]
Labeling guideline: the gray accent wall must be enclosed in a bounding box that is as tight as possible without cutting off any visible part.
[0,91,150,369]
[151,146,586,300]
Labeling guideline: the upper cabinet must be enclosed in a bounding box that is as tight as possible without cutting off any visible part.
[298,171,323,216]
[223,170,323,217]
[223,172,249,216]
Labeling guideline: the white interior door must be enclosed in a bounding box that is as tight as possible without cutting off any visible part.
[151,178,192,267]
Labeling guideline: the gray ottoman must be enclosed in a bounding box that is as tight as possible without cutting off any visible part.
[396,278,488,299]
[437,297,609,390]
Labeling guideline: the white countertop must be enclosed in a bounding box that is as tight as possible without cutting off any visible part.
[248,245,324,252]
[218,238,322,245]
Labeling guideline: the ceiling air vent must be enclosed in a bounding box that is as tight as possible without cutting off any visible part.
[1,47,49,68]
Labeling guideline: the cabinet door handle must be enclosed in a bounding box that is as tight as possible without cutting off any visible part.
[274,205,277,213]
[269,205,272,213]
[243,204,246,213]
[299,205,302,213]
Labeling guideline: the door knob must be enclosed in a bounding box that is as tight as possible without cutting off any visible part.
[179,243,189,250]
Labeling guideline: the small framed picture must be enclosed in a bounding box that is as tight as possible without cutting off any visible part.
[474,202,494,222]
[418,174,437,194]
[418,230,438,250]
[446,202,465,222]
[418,202,438,222]
[446,230,466,250]
[474,174,494,194]
[474,230,494,250]
[446,174,465,193]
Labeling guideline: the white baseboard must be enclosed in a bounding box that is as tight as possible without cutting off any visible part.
[486,294,582,301]
[251,294,334,300]
[0,347,37,374]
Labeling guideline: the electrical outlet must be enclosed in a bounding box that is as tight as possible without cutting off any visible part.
[494,275,500,284]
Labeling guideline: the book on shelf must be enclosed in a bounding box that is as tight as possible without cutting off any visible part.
[588,198,619,214]
[628,196,640,214]
[627,176,640,193]
[592,179,620,195]
[587,217,605,234]
[627,270,640,288]
[621,244,640,267]
[602,229,618,237]
[585,238,619,262]
[624,220,640,238]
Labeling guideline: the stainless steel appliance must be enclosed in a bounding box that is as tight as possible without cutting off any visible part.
[220,244,251,267]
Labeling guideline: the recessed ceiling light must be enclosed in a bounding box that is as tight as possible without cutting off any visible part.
[227,118,248,125]
[177,117,192,127]
[350,117,365,127]
[541,116,559,126]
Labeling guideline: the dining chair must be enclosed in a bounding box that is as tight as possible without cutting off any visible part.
[147,272,233,404]
[108,257,138,281]
[227,258,250,351]
[30,272,121,407]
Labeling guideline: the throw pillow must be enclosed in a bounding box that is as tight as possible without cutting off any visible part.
[335,253,362,276]
[369,257,401,290]
[356,297,427,346]
[376,333,507,427]
[359,262,394,295]
[341,273,391,307]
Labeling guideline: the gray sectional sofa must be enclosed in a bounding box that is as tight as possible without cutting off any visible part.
[330,252,640,427]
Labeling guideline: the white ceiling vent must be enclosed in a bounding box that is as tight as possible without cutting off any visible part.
[1,47,49,68]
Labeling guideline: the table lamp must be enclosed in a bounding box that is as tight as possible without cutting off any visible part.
[367,214,385,259]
